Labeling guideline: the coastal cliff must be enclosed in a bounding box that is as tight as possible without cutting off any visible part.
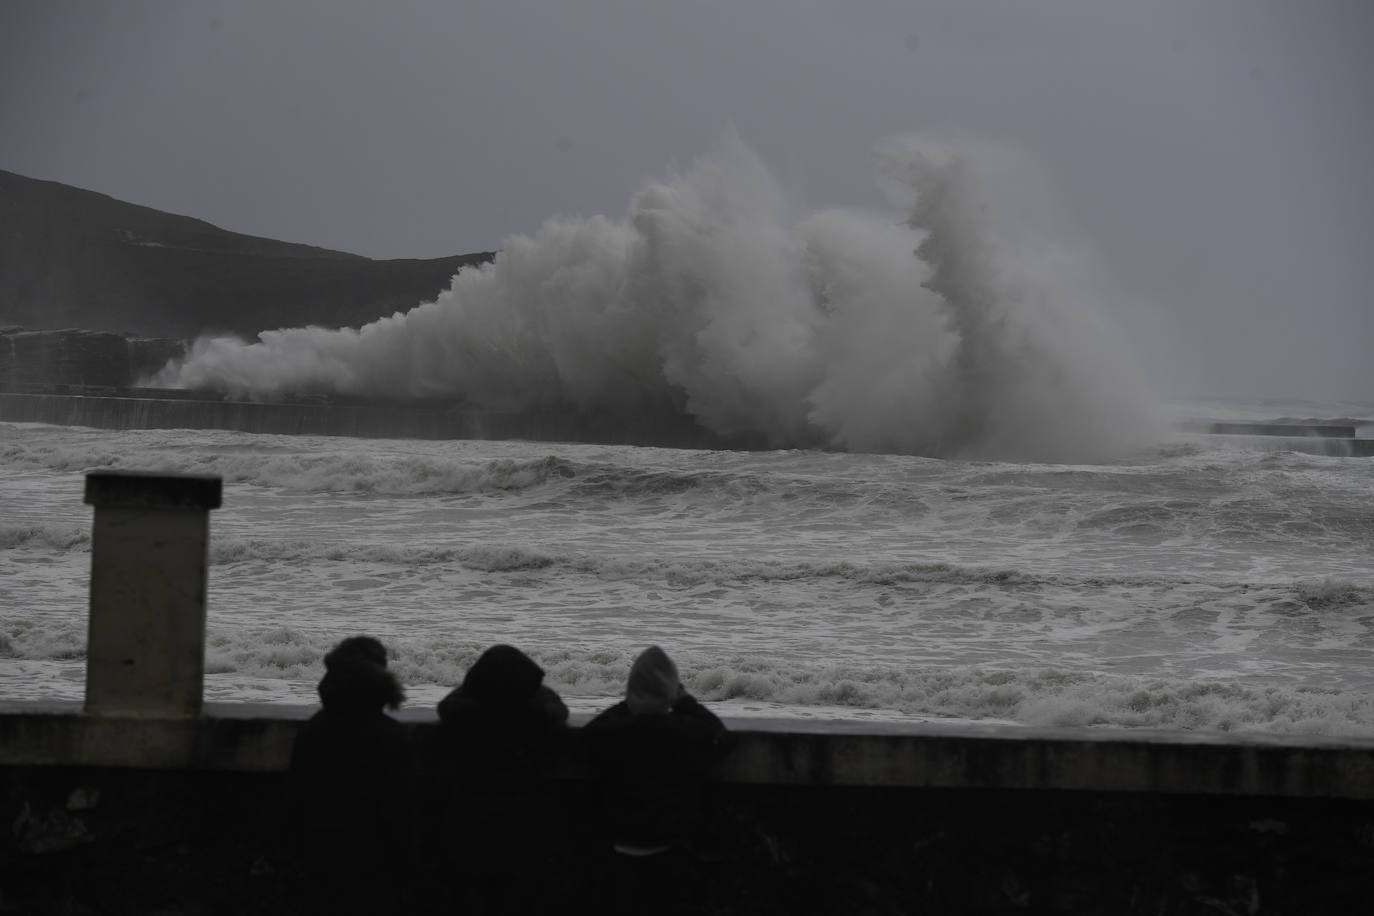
[0,169,493,342]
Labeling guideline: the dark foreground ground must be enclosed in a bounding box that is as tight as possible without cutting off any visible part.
[4,765,1371,916]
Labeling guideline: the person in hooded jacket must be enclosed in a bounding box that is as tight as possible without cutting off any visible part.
[436,643,569,745]
[290,635,417,916]
[584,645,731,864]
[432,644,569,913]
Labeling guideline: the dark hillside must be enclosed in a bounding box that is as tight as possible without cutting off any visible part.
[0,169,494,339]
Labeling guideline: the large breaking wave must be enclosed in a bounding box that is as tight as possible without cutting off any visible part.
[155,132,1161,461]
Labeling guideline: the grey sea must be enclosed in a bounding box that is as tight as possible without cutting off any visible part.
[3,395,1372,735]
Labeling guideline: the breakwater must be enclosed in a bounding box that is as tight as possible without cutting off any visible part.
[1178,419,1374,457]
[5,388,1374,457]
[0,388,763,449]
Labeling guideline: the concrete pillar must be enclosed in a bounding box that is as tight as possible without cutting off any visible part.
[83,471,222,716]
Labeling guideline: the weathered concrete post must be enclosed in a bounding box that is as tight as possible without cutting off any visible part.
[83,471,222,716]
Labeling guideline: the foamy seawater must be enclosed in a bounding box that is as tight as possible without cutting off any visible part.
[3,398,1373,734]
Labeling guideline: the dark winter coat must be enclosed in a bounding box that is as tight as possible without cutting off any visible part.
[431,645,570,911]
[436,644,569,774]
[583,693,730,851]
[290,649,416,915]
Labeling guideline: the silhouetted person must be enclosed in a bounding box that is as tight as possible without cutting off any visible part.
[290,636,416,916]
[433,644,568,913]
[584,645,731,913]
[437,643,569,745]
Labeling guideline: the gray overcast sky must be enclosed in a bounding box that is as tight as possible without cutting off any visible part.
[1,0,1370,401]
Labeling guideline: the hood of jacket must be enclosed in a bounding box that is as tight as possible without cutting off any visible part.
[317,637,403,712]
[626,645,680,716]
[460,644,545,706]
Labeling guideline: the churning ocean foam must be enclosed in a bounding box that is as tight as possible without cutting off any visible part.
[155,133,1162,462]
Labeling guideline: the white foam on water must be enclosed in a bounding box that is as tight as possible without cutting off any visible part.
[3,413,1372,735]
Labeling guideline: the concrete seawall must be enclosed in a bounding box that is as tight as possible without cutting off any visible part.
[5,702,1374,914]
[5,701,1374,798]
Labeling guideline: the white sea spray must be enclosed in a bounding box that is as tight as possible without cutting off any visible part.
[153,132,1164,462]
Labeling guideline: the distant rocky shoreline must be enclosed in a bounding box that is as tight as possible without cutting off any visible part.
[1,327,184,390]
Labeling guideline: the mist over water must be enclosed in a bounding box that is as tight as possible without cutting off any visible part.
[157,133,1162,461]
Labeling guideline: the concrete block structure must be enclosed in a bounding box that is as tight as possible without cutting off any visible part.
[82,470,222,716]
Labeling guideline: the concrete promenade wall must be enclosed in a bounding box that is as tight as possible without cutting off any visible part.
[4,701,1374,914]
[4,701,1374,798]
